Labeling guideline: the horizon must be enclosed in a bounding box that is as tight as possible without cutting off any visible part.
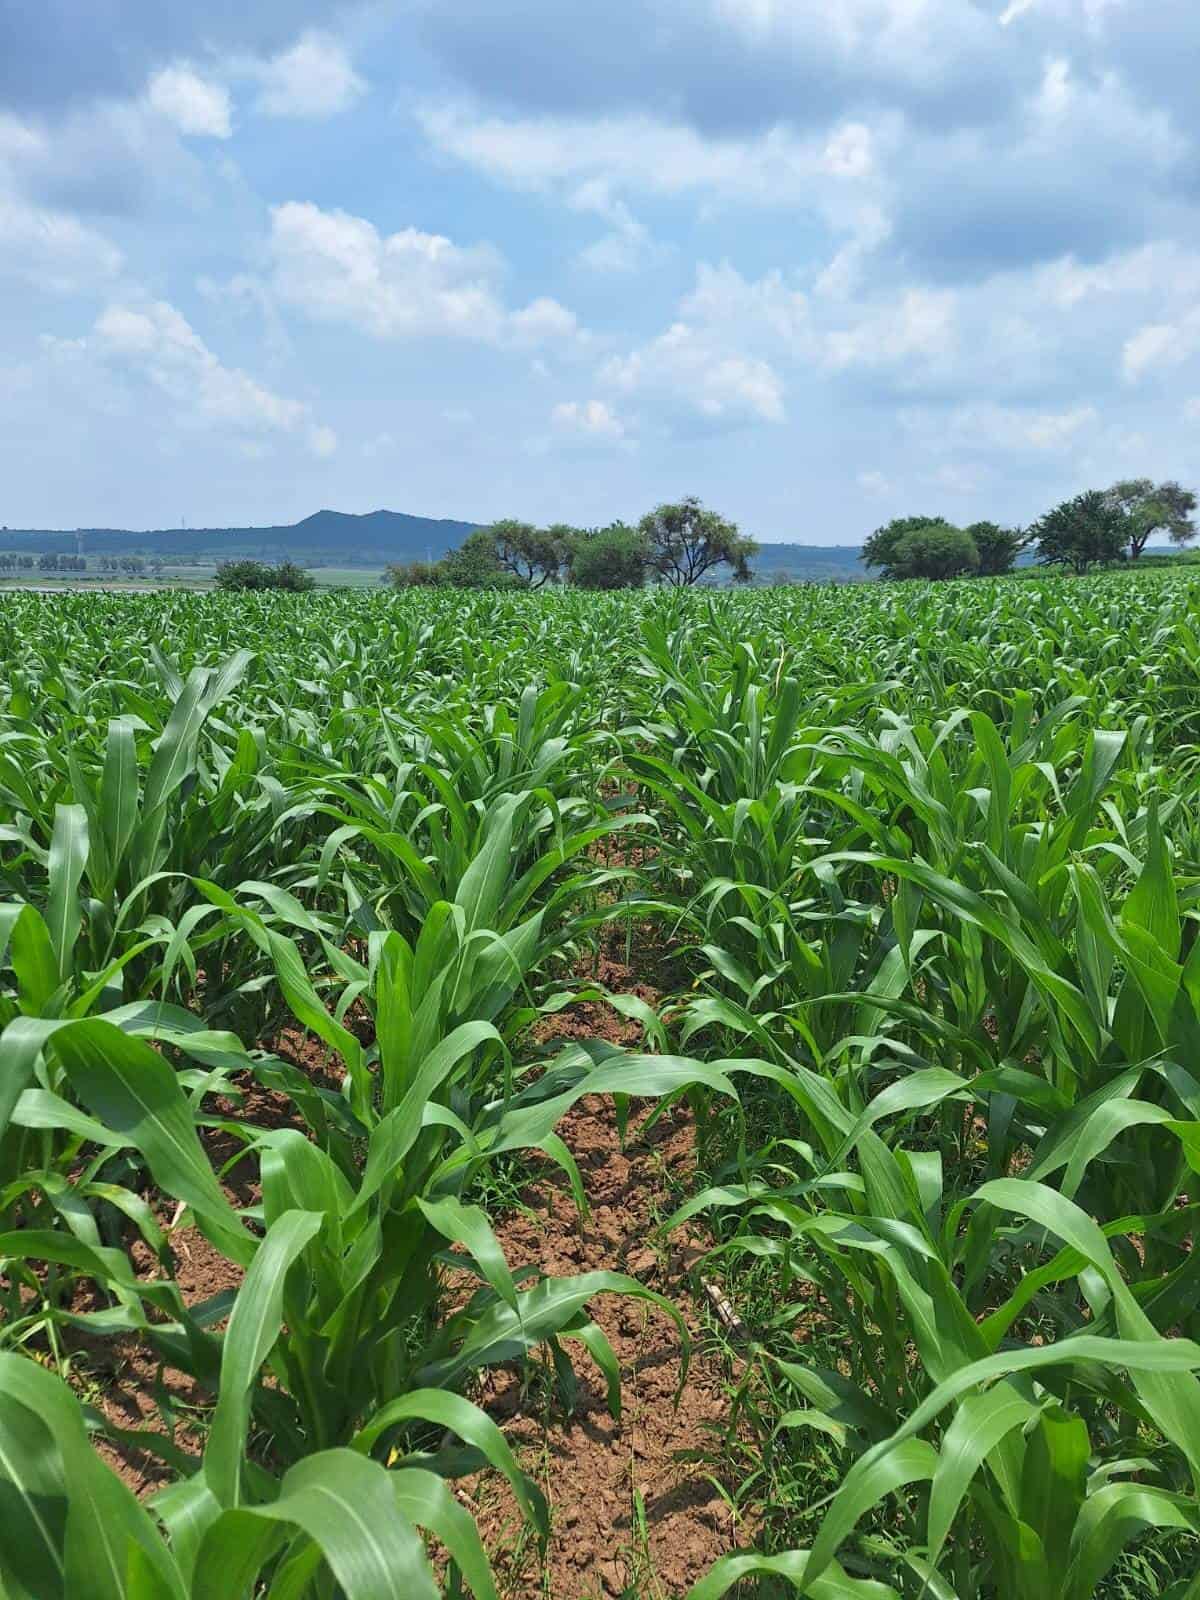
[0,503,866,549]
[4,5,1200,543]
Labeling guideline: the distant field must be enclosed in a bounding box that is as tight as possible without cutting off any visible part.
[0,564,389,592]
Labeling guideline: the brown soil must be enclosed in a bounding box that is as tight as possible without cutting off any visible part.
[458,975,747,1598]
[51,954,743,1593]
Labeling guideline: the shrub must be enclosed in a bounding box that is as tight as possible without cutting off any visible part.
[965,520,1025,576]
[215,559,315,592]
[891,523,980,580]
[1033,491,1129,573]
[568,524,647,589]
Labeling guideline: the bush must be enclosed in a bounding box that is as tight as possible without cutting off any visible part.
[383,560,442,588]
[568,524,647,589]
[439,532,524,589]
[891,523,980,580]
[862,515,954,579]
[965,521,1024,576]
[215,559,315,592]
[1033,491,1129,573]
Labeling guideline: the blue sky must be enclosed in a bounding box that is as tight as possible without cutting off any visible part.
[3,0,1199,543]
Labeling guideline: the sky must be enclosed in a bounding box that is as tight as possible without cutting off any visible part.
[2,0,1200,543]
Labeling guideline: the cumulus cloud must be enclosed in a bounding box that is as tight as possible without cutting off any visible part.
[85,300,334,454]
[0,193,124,292]
[944,403,1100,452]
[602,323,786,429]
[0,114,126,291]
[146,65,233,138]
[824,288,957,373]
[247,31,366,119]
[414,0,1019,135]
[0,1,339,113]
[416,7,1185,290]
[419,102,874,203]
[858,469,891,496]
[1123,314,1200,383]
[551,399,627,439]
[267,200,581,348]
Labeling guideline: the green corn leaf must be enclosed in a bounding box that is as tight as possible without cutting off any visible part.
[206,1209,323,1508]
[48,1017,254,1264]
[685,1548,901,1598]
[0,1353,185,1600]
[45,804,87,983]
[350,1388,547,1536]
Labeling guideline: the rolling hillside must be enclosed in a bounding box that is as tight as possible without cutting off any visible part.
[0,509,481,564]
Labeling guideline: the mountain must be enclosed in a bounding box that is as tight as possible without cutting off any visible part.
[754,543,867,581]
[0,508,481,563]
[0,509,871,578]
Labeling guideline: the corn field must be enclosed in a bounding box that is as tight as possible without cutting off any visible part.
[2,570,1200,1598]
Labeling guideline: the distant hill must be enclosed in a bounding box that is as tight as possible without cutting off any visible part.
[754,543,867,581]
[0,510,872,578]
[0,508,481,564]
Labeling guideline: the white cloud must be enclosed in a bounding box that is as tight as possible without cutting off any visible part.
[814,207,893,298]
[307,423,338,457]
[1035,244,1200,310]
[418,102,873,206]
[602,322,786,427]
[250,31,366,119]
[823,122,874,178]
[0,193,123,291]
[947,403,1098,451]
[858,469,891,495]
[268,200,580,348]
[681,261,810,347]
[1019,405,1097,448]
[551,398,626,438]
[84,300,332,454]
[824,287,956,371]
[146,66,233,139]
[998,0,1038,23]
[570,180,657,273]
[930,462,983,495]
[509,297,580,346]
[1123,313,1200,382]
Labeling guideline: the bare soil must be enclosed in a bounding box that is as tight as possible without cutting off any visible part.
[459,964,747,1598]
[51,955,742,1594]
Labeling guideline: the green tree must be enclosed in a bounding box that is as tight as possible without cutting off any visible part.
[965,520,1025,577]
[1104,478,1198,559]
[439,531,522,589]
[273,560,315,591]
[567,523,647,590]
[891,523,980,580]
[1032,491,1129,573]
[861,515,952,579]
[637,497,757,586]
[487,519,566,588]
[383,559,441,588]
[215,559,315,592]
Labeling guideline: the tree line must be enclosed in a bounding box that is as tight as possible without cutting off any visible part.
[0,553,152,576]
[385,498,758,590]
[865,478,1197,580]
